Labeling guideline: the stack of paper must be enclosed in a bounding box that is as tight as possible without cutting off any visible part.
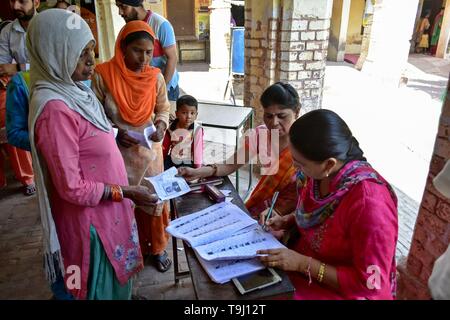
[166,202,285,284]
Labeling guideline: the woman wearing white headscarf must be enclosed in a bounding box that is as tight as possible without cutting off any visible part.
[27,9,156,300]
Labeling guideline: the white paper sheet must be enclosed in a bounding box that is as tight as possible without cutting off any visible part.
[194,225,285,261]
[195,253,265,284]
[126,124,156,149]
[144,166,191,201]
[166,202,257,248]
[221,189,232,196]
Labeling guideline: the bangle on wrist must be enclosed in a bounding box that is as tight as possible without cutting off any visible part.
[102,185,112,201]
[317,263,326,283]
[304,256,312,286]
[206,164,218,177]
[111,185,124,202]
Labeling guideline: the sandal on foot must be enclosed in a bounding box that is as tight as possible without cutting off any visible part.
[23,183,36,196]
[151,250,172,273]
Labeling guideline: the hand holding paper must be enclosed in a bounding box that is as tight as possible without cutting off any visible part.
[144,167,191,201]
[124,124,156,149]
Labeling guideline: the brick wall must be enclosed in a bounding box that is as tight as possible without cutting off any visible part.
[278,15,330,113]
[244,0,333,125]
[397,80,450,300]
[244,3,271,124]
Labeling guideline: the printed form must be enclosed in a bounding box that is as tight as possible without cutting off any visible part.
[166,202,285,283]
[145,166,191,201]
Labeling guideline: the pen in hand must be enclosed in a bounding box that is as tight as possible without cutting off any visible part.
[263,191,279,232]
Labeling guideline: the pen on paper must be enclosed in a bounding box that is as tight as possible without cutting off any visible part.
[263,191,279,231]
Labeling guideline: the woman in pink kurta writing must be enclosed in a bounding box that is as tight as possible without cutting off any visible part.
[27,9,158,300]
[258,109,398,300]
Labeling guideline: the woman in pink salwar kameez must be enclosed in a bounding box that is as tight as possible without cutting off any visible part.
[27,9,158,300]
[258,109,398,300]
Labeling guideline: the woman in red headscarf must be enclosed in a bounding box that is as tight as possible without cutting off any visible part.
[93,21,172,272]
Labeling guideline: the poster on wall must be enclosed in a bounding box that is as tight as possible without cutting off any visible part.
[198,12,210,40]
[39,0,99,58]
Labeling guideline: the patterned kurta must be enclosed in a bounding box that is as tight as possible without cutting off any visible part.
[35,100,143,299]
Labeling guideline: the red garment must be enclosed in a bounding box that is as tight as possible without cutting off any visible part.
[0,87,34,187]
[290,180,398,300]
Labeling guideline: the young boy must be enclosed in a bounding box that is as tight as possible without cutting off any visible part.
[163,95,203,169]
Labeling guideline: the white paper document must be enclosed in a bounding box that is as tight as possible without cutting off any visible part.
[220,189,232,196]
[126,124,156,149]
[144,166,191,201]
[195,225,285,261]
[166,202,257,248]
[166,202,286,283]
[195,254,265,284]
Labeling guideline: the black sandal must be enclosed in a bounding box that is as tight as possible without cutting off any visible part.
[151,250,172,273]
[23,183,36,196]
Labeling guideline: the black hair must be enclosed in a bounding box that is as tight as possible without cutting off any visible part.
[423,10,431,17]
[123,31,154,48]
[289,109,366,163]
[260,82,301,113]
[176,95,198,111]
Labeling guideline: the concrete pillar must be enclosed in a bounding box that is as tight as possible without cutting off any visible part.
[209,0,231,69]
[436,0,450,59]
[358,0,419,87]
[94,0,125,62]
[328,0,351,62]
[397,79,450,300]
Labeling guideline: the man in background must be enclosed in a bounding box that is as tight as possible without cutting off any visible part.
[0,0,38,196]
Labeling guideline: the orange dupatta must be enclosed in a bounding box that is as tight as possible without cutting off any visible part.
[245,147,297,216]
[95,21,160,127]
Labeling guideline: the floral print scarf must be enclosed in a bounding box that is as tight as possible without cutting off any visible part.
[295,160,397,229]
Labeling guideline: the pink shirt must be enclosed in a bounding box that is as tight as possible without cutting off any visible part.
[290,180,398,300]
[35,100,143,299]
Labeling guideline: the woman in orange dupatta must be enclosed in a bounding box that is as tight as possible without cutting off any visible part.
[92,21,172,272]
[179,82,301,220]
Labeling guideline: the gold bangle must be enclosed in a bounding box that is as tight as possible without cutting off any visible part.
[317,263,326,283]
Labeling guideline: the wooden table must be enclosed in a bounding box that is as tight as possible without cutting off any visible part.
[170,177,295,300]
